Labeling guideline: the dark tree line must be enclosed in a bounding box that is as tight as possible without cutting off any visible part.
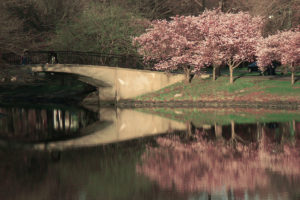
[0,0,299,59]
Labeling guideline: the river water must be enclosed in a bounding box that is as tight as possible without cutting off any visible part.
[0,104,299,200]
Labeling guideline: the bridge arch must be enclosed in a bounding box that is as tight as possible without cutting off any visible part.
[30,64,185,102]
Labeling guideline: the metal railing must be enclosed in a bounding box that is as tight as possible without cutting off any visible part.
[1,51,148,69]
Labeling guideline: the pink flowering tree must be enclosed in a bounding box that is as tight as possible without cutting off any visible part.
[133,17,198,83]
[279,31,300,85]
[134,10,264,84]
[257,30,300,85]
[256,34,282,73]
[191,10,224,81]
[204,12,264,84]
[175,10,264,83]
[194,10,264,83]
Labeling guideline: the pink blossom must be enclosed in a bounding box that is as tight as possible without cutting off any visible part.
[256,30,300,84]
[133,10,264,83]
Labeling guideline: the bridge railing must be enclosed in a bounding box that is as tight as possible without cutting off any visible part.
[1,51,149,69]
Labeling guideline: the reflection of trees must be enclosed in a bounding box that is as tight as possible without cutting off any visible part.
[0,107,97,142]
[258,124,300,177]
[137,122,300,197]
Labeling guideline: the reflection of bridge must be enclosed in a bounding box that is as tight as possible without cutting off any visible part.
[0,106,98,142]
[0,108,186,151]
[30,64,185,102]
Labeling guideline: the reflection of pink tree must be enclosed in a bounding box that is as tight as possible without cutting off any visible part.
[138,135,268,193]
[258,127,300,176]
[137,131,300,194]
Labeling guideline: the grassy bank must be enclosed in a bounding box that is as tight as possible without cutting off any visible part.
[136,75,300,103]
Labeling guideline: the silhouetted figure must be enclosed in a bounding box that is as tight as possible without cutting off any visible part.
[21,50,29,65]
[48,51,58,64]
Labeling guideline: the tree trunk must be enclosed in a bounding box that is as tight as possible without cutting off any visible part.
[231,120,235,139]
[184,66,192,83]
[291,67,295,85]
[187,122,192,136]
[212,65,220,81]
[229,65,234,84]
[213,66,216,81]
[257,122,262,142]
[291,120,296,137]
[260,124,266,151]
[219,0,225,12]
[215,123,223,139]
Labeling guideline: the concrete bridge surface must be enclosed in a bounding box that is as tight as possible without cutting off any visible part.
[30,64,185,102]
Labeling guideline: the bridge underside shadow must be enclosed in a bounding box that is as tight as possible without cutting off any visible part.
[30,64,185,103]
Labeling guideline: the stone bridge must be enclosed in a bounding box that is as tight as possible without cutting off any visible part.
[30,64,185,102]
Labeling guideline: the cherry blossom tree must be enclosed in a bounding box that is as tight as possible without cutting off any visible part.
[191,10,224,81]
[133,16,205,83]
[280,31,300,85]
[256,34,282,73]
[257,30,300,85]
[134,10,264,84]
[204,11,264,84]
[181,10,264,84]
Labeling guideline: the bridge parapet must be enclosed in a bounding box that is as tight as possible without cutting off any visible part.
[2,51,146,69]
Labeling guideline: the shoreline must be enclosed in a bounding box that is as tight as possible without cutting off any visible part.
[95,99,300,110]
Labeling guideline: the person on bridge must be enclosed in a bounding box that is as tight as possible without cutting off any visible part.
[48,51,59,64]
[21,50,29,65]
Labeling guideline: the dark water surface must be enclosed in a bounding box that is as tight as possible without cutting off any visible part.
[0,105,300,200]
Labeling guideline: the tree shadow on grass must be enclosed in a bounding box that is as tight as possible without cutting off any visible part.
[268,75,300,84]
[295,76,300,84]
[267,76,283,81]
[233,74,245,82]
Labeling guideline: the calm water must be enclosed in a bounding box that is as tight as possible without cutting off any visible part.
[0,105,300,200]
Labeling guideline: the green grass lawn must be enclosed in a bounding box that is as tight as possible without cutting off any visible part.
[136,68,300,127]
[136,73,300,102]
